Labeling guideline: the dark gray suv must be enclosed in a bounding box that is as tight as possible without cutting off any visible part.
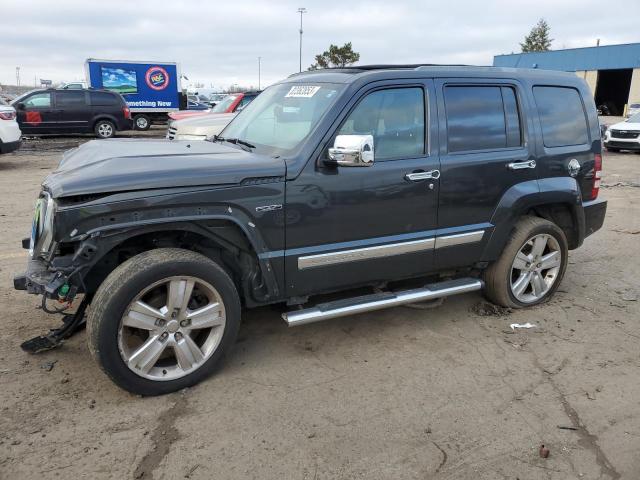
[14,65,607,395]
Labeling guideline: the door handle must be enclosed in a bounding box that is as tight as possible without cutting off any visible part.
[405,170,440,181]
[507,160,536,170]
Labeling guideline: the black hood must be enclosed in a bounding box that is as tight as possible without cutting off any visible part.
[43,139,286,198]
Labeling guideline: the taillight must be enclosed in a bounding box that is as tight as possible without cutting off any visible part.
[0,111,16,121]
[591,153,602,199]
[122,105,131,119]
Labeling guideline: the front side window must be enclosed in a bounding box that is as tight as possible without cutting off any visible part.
[220,83,344,155]
[338,87,425,160]
[533,86,589,147]
[445,85,522,153]
[55,91,86,107]
[24,93,51,108]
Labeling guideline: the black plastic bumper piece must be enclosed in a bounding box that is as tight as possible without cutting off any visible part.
[583,198,607,238]
[13,258,57,295]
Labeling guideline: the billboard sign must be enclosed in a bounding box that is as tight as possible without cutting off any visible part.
[86,59,179,111]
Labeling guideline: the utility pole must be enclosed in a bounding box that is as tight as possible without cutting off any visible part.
[297,7,306,72]
[15,66,20,86]
[258,56,261,90]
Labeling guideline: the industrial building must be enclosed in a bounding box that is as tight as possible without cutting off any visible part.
[494,42,640,116]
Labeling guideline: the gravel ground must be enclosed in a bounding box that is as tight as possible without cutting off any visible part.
[0,129,639,479]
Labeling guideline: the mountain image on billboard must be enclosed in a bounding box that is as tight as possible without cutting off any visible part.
[101,66,138,94]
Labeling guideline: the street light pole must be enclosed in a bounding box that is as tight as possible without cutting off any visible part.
[258,56,261,90]
[297,7,306,72]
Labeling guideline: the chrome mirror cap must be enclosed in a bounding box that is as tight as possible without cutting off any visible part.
[327,134,374,167]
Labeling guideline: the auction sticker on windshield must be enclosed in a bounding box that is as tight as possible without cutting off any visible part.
[285,85,321,98]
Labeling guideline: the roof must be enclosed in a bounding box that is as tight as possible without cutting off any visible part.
[284,64,576,84]
[493,42,640,71]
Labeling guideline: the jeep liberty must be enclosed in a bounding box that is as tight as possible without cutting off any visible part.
[14,65,607,395]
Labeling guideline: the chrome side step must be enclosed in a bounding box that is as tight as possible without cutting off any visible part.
[282,277,483,327]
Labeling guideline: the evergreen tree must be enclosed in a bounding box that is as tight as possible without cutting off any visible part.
[309,43,360,70]
[520,19,553,52]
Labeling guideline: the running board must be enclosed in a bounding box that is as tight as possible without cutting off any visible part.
[282,277,483,327]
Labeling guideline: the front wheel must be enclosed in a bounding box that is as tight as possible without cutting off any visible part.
[87,248,241,395]
[483,216,568,308]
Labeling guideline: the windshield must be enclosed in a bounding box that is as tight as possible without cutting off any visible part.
[219,83,344,155]
[626,113,640,123]
[212,94,239,113]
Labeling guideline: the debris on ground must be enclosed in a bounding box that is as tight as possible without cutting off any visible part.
[40,361,57,372]
[621,291,638,302]
[510,322,537,330]
[557,425,578,431]
[471,302,512,316]
[539,444,550,458]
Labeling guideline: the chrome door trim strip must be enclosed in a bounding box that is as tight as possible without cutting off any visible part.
[434,230,485,249]
[298,238,435,270]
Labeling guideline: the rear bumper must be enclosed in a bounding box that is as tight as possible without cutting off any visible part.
[583,198,607,238]
[0,139,21,154]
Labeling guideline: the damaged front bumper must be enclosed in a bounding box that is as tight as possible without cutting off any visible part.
[13,239,68,297]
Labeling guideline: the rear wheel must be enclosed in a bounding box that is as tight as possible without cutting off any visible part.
[483,217,568,308]
[87,248,241,395]
[94,120,115,139]
[133,114,151,131]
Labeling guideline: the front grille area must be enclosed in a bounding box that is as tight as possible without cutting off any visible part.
[610,129,640,139]
[167,126,177,140]
[606,140,640,150]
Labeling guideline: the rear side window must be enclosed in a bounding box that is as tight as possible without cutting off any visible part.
[55,91,86,107]
[444,85,522,153]
[338,87,425,160]
[533,86,589,147]
[90,91,120,106]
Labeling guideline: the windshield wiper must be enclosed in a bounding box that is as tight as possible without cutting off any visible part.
[215,136,255,151]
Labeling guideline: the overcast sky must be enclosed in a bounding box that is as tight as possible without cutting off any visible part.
[1,0,639,90]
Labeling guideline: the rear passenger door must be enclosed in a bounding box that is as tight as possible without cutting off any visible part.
[54,90,91,132]
[434,79,537,270]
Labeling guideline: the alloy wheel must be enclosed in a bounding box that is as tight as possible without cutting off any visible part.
[98,123,113,138]
[510,233,562,303]
[117,276,226,381]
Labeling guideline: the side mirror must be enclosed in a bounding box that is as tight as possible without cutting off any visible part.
[326,134,374,167]
[16,102,25,111]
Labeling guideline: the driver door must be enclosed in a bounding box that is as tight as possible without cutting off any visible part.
[284,81,440,297]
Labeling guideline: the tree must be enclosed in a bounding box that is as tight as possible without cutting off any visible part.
[309,42,360,70]
[520,19,553,53]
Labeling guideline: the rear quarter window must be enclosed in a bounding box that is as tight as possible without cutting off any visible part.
[533,86,589,147]
[90,91,120,106]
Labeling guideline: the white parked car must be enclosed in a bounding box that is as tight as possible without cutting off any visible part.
[627,102,640,118]
[166,112,236,141]
[603,113,640,152]
[0,99,21,154]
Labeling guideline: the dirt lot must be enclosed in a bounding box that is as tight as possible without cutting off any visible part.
[1,129,639,479]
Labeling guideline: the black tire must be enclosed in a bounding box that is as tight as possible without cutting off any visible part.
[87,248,241,396]
[133,114,151,131]
[94,119,116,139]
[483,216,568,308]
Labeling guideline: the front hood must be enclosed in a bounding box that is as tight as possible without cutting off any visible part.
[44,138,285,198]
[175,112,236,127]
[609,121,640,132]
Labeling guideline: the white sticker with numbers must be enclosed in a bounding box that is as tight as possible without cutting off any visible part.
[285,85,321,98]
